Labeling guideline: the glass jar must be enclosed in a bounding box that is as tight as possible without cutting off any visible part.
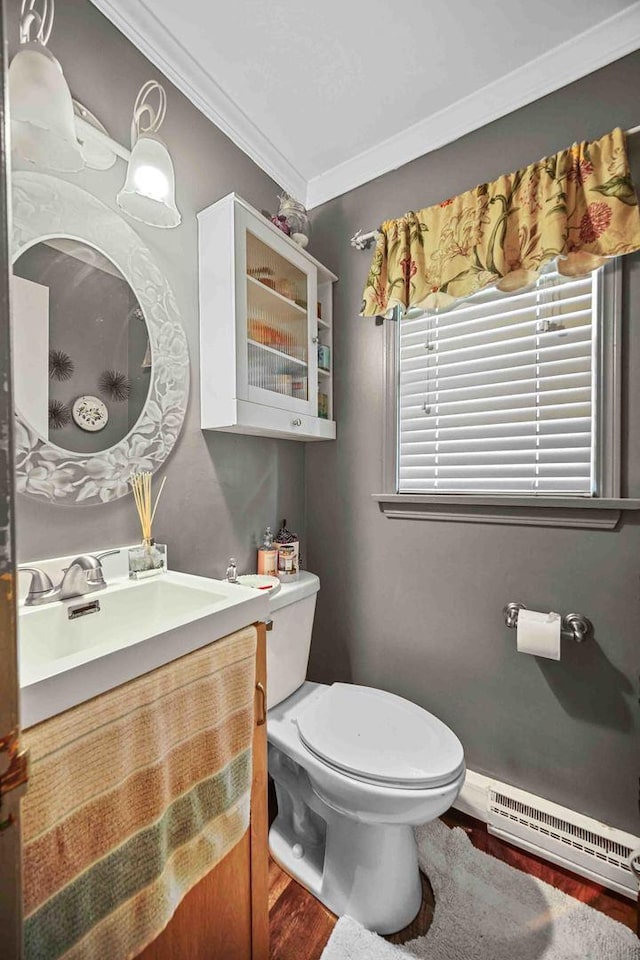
[128,540,167,579]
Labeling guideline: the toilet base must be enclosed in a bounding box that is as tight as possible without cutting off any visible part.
[269,764,423,935]
[267,683,464,934]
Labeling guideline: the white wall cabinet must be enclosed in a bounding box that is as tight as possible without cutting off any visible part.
[198,193,337,441]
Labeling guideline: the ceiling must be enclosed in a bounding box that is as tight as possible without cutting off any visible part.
[91,0,640,207]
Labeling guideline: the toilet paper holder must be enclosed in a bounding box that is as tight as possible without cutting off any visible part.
[503,602,593,643]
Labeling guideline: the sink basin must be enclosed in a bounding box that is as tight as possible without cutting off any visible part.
[19,568,269,727]
[21,577,229,667]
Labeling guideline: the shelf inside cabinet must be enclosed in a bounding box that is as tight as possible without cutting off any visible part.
[246,274,307,318]
[318,367,331,377]
[317,316,330,330]
[247,339,308,369]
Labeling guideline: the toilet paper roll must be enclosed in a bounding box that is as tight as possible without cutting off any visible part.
[516,608,561,660]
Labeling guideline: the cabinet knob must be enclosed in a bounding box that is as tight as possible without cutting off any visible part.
[311,336,319,344]
[292,418,302,427]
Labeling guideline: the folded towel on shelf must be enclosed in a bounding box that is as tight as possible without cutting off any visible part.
[22,625,257,960]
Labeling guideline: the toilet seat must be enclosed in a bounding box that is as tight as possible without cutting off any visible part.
[296,683,465,790]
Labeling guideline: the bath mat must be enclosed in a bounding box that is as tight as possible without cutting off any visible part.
[21,625,257,960]
[321,818,640,960]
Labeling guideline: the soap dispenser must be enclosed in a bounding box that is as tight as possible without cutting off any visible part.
[257,527,278,576]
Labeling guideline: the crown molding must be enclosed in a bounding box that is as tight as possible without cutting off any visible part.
[305,3,640,208]
[89,1,640,211]
[88,0,307,200]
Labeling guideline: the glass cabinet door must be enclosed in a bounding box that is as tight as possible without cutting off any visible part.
[236,207,317,415]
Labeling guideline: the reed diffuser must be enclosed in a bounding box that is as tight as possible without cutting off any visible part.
[128,472,167,578]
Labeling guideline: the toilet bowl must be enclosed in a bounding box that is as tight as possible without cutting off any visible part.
[266,573,465,935]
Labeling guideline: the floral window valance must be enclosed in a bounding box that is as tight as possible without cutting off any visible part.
[361,127,640,318]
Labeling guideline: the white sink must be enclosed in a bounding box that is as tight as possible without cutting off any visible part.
[19,565,269,728]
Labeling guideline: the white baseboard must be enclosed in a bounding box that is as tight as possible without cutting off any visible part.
[453,768,493,821]
[453,769,640,899]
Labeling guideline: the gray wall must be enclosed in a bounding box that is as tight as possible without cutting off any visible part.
[12,0,305,575]
[307,52,640,833]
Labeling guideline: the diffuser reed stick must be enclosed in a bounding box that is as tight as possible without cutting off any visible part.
[129,472,166,544]
[150,475,167,527]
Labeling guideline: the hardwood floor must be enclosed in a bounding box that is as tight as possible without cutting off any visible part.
[268,810,637,960]
[269,858,337,960]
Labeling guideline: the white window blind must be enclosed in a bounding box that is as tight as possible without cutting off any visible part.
[398,265,599,495]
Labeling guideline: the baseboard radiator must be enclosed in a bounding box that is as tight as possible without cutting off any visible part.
[455,771,640,899]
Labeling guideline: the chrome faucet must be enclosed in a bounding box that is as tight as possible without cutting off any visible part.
[59,555,109,600]
[225,558,239,583]
[20,550,120,606]
[18,567,60,606]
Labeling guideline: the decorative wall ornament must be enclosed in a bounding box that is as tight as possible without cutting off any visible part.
[48,348,74,381]
[277,194,310,247]
[98,369,131,401]
[48,399,71,430]
[72,395,109,432]
[13,172,189,506]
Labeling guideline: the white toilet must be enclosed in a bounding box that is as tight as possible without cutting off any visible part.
[267,572,465,935]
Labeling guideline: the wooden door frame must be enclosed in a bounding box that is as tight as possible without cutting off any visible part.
[0,0,22,955]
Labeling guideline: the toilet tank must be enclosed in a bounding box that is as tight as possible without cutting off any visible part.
[267,572,320,709]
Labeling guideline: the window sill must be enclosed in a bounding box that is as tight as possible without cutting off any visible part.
[372,494,640,530]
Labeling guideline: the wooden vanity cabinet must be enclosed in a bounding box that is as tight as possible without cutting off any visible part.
[137,622,269,960]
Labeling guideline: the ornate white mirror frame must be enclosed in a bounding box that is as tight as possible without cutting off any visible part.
[12,171,189,506]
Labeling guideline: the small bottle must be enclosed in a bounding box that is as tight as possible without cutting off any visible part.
[257,527,278,577]
[274,518,300,581]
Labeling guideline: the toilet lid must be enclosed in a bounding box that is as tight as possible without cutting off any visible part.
[296,683,465,789]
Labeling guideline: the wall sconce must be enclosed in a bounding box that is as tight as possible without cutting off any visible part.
[117,81,181,229]
[9,1,182,229]
[9,0,85,172]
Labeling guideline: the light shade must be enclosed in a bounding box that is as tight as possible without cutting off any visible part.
[116,135,181,229]
[9,43,84,173]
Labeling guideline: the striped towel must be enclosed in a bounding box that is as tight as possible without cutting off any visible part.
[22,625,257,960]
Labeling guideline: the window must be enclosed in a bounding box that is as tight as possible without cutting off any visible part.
[396,262,620,498]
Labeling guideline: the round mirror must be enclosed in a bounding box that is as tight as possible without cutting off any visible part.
[13,238,152,454]
[12,173,189,506]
